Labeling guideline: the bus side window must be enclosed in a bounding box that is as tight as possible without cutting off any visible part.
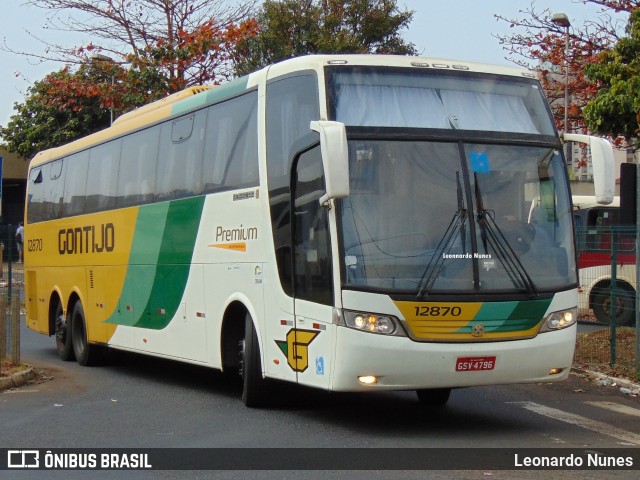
[86,140,121,213]
[203,91,259,193]
[118,127,160,207]
[156,111,206,201]
[46,160,65,220]
[27,167,45,223]
[62,150,90,217]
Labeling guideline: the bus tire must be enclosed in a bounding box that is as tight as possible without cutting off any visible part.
[241,313,269,407]
[593,287,635,326]
[54,301,75,361]
[70,301,98,366]
[416,388,451,406]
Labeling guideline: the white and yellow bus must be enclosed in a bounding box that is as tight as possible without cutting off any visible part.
[24,55,614,407]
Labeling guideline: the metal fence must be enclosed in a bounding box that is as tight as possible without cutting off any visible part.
[575,224,638,377]
[0,224,24,374]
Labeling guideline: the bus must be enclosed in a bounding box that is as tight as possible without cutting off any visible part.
[24,55,615,407]
[572,196,636,325]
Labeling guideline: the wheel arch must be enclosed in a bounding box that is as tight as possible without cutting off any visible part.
[220,298,262,373]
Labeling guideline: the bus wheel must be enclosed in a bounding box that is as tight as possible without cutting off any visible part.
[70,301,97,366]
[593,288,635,326]
[416,388,451,406]
[54,302,75,361]
[240,313,269,407]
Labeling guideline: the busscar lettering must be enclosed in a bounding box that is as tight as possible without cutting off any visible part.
[58,223,115,255]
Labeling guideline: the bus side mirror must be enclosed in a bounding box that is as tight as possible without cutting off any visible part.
[310,120,350,205]
[563,133,615,205]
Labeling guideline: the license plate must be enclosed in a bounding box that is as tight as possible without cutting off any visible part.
[456,356,496,372]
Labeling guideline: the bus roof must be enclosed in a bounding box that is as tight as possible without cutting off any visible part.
[28,54,536,169]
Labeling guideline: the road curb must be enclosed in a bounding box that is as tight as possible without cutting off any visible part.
[572,366,640,394]
[0,366,36,391]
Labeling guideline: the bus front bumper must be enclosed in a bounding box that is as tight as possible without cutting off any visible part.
[330,324,576,392]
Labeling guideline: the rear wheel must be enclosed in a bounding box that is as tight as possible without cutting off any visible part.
[70,301,98,366]
[54,301,75,361]
[240,313,269,407]
[416,388,451,406]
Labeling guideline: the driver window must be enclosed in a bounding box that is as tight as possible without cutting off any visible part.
[293,145,333,306]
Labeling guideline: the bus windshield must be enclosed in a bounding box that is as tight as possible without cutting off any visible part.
[330,68,575,294]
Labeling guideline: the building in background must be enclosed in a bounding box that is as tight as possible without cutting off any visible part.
[0,145,28,235]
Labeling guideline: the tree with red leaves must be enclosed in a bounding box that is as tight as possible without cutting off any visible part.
[1,1,259,158]
[494,1,639,134]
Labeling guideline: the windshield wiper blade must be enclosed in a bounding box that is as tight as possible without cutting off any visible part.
[474,174,538,296]
[417,172,467,298]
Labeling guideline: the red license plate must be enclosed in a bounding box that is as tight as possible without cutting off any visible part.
[456,356,496,372]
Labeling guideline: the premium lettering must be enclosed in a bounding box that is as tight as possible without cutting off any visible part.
[216,225,258,242]
[58,224,115,255]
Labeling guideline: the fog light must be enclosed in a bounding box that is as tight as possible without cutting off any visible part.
[358,375,378,385]
[548,368,564,375]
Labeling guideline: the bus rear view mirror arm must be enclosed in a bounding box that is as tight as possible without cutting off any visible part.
[310,120,350,206]
[562,133,615,205]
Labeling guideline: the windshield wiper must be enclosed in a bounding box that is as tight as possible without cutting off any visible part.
[417,172,468,297]
[474,173,538,296]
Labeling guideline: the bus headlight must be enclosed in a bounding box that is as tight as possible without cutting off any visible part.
[539,307,577,333]
[341,310,405,336]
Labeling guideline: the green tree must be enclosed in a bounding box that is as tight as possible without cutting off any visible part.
[234,0,416,76]
[494,1,639,133]
[583,9,640,145]
[1,1,259,157]
[0,65,112,160]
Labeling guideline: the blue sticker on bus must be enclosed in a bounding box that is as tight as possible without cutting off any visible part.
[315,356,325,375]
[471,152,490,174]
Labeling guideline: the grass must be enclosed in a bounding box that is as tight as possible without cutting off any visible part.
[574,327,639,382]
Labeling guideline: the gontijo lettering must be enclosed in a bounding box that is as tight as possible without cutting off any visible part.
[58,223,115,255]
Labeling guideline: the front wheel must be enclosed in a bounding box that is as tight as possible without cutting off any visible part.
[240,313,269,407]
[416,388,451,406]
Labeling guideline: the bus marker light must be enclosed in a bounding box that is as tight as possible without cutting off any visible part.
[549,368,564,375]
[358,376,377,385]
[274,359,280,365]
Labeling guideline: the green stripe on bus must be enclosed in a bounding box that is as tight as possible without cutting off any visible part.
[105,196,206,329]
[455,298,552,334]
[172,77,250,117]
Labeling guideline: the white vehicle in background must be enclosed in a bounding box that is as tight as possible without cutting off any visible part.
[572,195,636,325]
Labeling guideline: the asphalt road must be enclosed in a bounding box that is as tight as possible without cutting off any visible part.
[1,322,639,480]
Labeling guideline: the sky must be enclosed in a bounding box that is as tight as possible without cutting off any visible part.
[0,0,629,127]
